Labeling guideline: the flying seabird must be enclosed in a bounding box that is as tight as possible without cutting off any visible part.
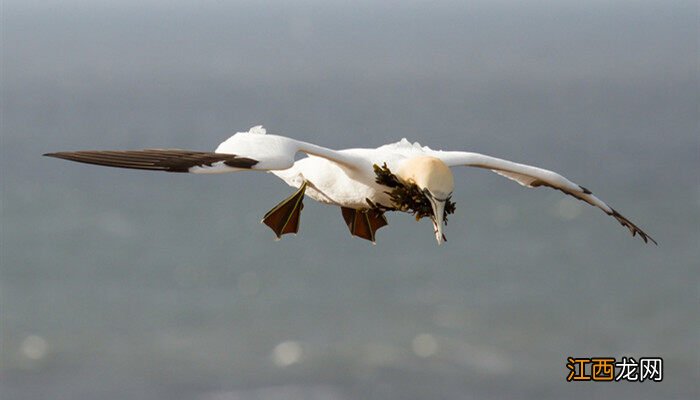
[44,125,656,245]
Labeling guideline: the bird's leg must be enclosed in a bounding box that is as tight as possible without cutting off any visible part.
[262,181,307,239]
[340,207,388,244]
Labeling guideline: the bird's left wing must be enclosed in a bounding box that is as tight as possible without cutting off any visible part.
[431,150,656,244]
[45,126,366,174]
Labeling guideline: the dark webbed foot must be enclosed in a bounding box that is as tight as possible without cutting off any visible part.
[262,182,307,239]
[341,207,388,243]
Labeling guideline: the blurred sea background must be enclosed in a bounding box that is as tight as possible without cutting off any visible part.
[1,1,698,399]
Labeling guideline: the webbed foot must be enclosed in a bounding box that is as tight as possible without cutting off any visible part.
[262,182,307,239]
[341,207,388,243]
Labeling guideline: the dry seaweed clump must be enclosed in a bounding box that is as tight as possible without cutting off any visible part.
[373,163,456,222]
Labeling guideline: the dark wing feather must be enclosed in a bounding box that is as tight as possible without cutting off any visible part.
[44,150,258,172]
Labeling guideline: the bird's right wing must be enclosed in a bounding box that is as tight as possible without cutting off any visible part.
[45,126,366,174]
[44,149,259,173]
[213,126,365,171]
[430,150,656,244]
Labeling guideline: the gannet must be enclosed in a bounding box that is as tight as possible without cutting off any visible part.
[44,125,656,245]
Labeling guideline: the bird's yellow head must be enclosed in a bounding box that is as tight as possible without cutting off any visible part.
[396,156,455,244]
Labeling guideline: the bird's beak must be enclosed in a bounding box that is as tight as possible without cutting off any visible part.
[428,197,446,245]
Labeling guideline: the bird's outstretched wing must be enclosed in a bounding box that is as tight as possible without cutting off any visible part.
[431,150,656,244]
[44,149,259,173]
[45,126,365,174]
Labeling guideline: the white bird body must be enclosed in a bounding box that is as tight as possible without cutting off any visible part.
[45,125,656,245]
[272,155,390,208]
[270,143,426,209]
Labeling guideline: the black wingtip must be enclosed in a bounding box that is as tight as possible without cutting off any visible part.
[43,152,78,161]
[609,208,658,246]
[44,152,72,159]
[44,152,72,160]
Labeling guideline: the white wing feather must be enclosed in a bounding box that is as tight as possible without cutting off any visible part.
[430,150,656,244]
[214,126,365,172]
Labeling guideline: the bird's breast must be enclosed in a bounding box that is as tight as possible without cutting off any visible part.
[273,157,393,209]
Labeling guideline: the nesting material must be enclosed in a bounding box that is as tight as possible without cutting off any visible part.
[372,163,456,222]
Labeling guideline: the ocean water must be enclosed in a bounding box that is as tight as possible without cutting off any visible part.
[1,1,698,399]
